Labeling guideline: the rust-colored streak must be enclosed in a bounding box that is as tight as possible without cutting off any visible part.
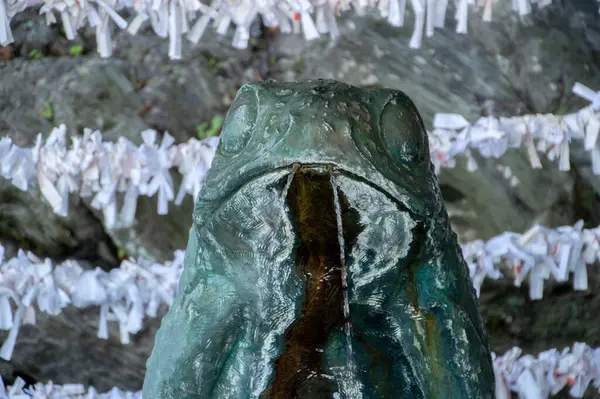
[262,170,345,399]
[405,243,442,396]
[425,315,441,387]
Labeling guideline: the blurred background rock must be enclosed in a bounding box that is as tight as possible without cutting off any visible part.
[0,1,599,396]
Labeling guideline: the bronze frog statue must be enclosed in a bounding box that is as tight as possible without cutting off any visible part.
[143,79,495,399]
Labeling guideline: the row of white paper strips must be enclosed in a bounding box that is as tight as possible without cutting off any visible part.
[0,243,187,361]
[0,82,598,230]
[0,217,597,355]
[463,220,599,300]
[0,0,593,58]
[430,82,600,176]
[0,377,142,399]
[0,128,220,230]
[0,347,598,398]
[493,344,600,398]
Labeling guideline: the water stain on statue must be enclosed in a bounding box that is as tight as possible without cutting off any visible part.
[348,220,430,398]
[264,168,440,399]
[262,168,362,399]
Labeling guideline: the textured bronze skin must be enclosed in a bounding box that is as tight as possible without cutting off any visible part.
[143,79,495,399]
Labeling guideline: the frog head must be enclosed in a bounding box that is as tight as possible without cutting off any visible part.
[195,79,441,223]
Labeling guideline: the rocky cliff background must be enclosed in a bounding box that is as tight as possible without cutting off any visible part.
[0,0,599,397]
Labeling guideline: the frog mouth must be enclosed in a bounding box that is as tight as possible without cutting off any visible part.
[279,162,416,217]
[196,161,419,227]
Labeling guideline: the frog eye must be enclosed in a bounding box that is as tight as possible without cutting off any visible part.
[380,94,428,165]
[218,85,259,156]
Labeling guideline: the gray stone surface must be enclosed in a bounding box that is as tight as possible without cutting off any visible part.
[0,15,255,264]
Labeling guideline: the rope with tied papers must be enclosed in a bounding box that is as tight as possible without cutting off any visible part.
[1,0,597,59]
[0,218,597,362]
[0,83,598,230]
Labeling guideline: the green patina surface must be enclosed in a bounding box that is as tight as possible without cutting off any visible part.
[143,79,495,398]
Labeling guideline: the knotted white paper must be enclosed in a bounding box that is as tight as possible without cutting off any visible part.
[1,125,219,229]
[0,0,583,59]
[463,221,599,301]
[429,83,600,176]
[0,243,185,360]
[493,344,600,399]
